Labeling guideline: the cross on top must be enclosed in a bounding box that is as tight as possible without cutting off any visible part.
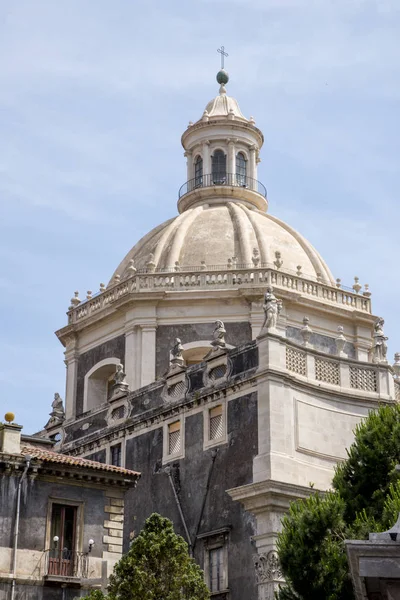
[217,45,228,69]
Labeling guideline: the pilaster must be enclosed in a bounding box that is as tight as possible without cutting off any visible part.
[227,139,236,175]
[184,150,193,181]
[124,325,138,390]
[249,145,257,181]
[64,335,78,420]
[141,324,157,386]
[202,140,211,175]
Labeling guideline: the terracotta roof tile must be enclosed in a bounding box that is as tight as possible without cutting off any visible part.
[20,445,140,478]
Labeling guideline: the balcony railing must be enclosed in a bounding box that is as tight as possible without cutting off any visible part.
[44,549,88,579]
[178,173,267,198]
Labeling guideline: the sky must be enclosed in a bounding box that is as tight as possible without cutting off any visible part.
[0,0,399,434]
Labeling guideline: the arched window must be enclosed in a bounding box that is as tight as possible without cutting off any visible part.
[194,155,203,188]
[83,358,121,412]
[212,150,226,184]
[236,152,247,186]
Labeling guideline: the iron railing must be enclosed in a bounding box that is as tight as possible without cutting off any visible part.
[44,549,88,579]
[178,173,267,198]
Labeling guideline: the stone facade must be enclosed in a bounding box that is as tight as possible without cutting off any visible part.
[0,424,138,599]
[43,70,400,600]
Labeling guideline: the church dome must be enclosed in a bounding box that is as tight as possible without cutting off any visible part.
[109,69,334,287]
[110,203,335,285]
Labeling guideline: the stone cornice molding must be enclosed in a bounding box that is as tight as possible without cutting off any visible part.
[181,118,264,149]
[0,454,138,487]
[59,268,372,338]
[226,479,317,514]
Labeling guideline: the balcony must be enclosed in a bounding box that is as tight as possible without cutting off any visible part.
[44,549,88,583]
[178,173,267,199]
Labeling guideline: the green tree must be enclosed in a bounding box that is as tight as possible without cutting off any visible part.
[82,513,210,600]
[276,403,400,600]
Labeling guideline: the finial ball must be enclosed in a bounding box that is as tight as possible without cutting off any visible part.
[5,412,15,423]
[216,69,229,85]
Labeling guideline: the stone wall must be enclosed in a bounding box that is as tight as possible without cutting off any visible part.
[156,322,252,377]
[124,392,259,600]
[286,325,356,358]
[75,335,125,416]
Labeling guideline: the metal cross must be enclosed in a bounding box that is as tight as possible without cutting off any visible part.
[217,45,228,69]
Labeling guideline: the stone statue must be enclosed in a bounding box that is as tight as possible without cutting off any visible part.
[372,317,388,363]
[44,393,65,429]
[114,363,127,386]
[170,338,185,368]
[211,320,226,349]
[261,286,282,331]
[52,393,64,416]
[110,363,129,397]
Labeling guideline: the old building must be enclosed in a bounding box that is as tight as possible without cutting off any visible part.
[0,416,139,599]
[45,67,398,600]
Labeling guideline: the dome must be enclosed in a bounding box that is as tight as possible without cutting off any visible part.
[110,204,335,285]
[202,84,247,121]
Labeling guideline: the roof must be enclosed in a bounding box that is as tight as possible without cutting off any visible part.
[111,204,335,285]
[20,444,140,478]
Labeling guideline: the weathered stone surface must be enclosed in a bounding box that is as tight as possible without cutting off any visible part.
[75,335,125,415]
[156,322,252,377]
[124,393,259,600]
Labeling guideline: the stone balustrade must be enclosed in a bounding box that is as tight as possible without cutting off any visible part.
[67,267,372,325]
[282,338,394,399]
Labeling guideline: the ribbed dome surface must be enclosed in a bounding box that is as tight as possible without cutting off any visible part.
[110,204,335,285]
[204,92,247,120]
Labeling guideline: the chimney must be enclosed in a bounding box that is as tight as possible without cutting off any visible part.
[0,414,22,454]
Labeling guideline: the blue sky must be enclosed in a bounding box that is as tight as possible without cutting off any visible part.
[1,0,399,433]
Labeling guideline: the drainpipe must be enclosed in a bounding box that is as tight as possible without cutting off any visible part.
[165,467,193,556]
[10,454,31,600]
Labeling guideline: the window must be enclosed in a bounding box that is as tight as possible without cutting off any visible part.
[236,152,247,186]
[194,155,203,187]
[168,421,181,455]
[48,504,77,577]
[163,417,185,464]
[212,150,226,184]
[209,547,224,592]
[209,406,223,441]
[204,401,227,450]
[199,529,229,594]
[110,443,122,467]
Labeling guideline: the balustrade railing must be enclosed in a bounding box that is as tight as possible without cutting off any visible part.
[284,341,393,396]
[68,266,371,324]
[178,173,267,198]
[44,549,88,579]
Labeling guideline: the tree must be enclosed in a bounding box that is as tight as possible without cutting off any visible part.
[276,403,400,600]
[82,513,210,600]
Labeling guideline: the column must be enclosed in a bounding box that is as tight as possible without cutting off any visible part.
[253,537,285,600]
[141,324,157,386]
[124,326,138,390]
[249,145,257,187]
[202,140,211,176]
[184,150,193,182]
[64,336,78,420]
[227,139,236,179]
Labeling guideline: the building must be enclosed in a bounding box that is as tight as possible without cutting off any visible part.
[0,416,139,599]
[45,68,398,600]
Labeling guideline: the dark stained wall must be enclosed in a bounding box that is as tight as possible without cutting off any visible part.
[0,474,108,599]
[156,322,252,377]
[75,335,125,416]
[124,392,258,600]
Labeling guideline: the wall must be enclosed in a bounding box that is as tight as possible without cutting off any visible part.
[75,335,125,416]
[124,392,259,600]
[0,474,109,599]
[156,322,252,377]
